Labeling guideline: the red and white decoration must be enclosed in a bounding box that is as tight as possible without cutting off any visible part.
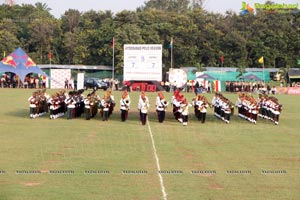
[213,80,221,92]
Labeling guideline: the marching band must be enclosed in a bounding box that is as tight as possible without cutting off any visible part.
[28,89,282,126]
[212,93,234,124]
[236,93,260,124]
[257,93,282,125]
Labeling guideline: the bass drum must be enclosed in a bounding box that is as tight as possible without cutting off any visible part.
[168,69,187,88]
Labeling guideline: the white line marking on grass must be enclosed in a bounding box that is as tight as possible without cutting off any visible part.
[147,120,167,200]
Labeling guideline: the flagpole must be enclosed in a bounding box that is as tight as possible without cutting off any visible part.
[263,61,265,83]
[170,37,173,69]
[112,37,115,82]
[259,56,265,83]
[171,45,173,69]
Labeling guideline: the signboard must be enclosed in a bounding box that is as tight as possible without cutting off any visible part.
[276,87,300,95]
[287,87,300,95]
[77,73,84,90]
[124,44,162,81]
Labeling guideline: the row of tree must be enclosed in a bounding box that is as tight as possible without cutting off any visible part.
[0,0,299,76]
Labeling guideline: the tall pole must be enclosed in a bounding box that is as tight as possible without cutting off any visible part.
[259,56,265,83]
[220,55,224,91]
[170,37,173,69]
[262,61,265,83]
[112,37,115,81]
[171,47,173,69]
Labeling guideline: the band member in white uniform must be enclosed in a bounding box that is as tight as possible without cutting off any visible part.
[138,91,149,125]
[156,91,169,123]
[181,98,192,126]
[120,90,131,122]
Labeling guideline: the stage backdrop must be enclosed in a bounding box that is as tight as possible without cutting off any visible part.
[50,69,71,89]
[123,44,162,81]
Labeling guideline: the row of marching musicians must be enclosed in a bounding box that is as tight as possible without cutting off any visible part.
[93,90,282,125]
[258,94,282,125]
[28,89,86,119]
[169,90,233,125]
[211,92,234,124]
[29,89,282,125]
[28,89,50,118]
[171,90,215,126]
[236,93,282,125]
[28,89,116,120]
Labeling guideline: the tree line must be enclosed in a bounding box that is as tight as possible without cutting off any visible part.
[0,0,299,76]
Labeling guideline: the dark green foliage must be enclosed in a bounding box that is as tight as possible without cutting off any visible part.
[0,1,299,76]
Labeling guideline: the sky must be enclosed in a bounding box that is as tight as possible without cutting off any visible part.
[1,0,299,18]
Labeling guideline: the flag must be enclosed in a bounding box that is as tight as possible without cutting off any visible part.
[258,56,264,64]
[110,37,114,49]
[220,55,224,63]
[213,80,221,92]
[169,37,173,49]
[47,52,52,60]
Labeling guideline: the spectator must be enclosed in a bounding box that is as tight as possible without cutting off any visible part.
[194,81,199,95]
[0,74,6,88]
[30,76,34,88]
[165,81,170,92]
[114,79,119,91]
[35,77,39,89]
[208,81,212,93]
[267,84,271,94]
[271,86,277,95]
[23,76,29,88]
[64,78,69,89]
[69,78,74,89]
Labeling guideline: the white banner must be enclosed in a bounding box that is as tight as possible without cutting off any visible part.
[50,69,71,89]
[77,73,84,90]
[124,44,162,81]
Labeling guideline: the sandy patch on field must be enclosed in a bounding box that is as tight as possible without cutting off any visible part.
[22,182,42,186]
[209,182,224,190]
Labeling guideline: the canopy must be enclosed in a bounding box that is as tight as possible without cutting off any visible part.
[288,69,300,79]
[242,72,270,82]
[242,73,262,81]
[0,47,47,82]
[196,73,215,80]
[200,71,270,82]
[203,71,240,81]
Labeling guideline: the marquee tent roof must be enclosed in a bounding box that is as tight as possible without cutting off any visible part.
[201,71,270,82]
[288,69,300,79]
[0,47,47,82]
[196,73,215,80]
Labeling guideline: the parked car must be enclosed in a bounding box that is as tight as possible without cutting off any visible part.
[84,78,108,91]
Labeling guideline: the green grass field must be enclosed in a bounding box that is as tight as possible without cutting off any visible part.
[0,88,299,200]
